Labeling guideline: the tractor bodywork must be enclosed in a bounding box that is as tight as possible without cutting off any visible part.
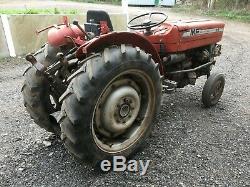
[23,10,226,164]
[73,19,224,77]
[42,12,225,82]
[146,20,224,53]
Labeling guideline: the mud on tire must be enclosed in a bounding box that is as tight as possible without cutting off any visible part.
[59,45,162,164]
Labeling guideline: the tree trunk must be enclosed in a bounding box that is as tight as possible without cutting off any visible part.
[202,0,208,8]
[208,0,216,9]
[235,0,240,9]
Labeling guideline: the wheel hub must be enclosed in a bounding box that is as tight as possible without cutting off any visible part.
[101,86,140,135]
[211,81,223,99]
[119,103,130,118]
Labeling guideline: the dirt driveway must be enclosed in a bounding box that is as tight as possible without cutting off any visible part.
[0,2,250,186]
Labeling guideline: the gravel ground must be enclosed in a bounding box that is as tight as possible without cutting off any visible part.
[0,4,250,187]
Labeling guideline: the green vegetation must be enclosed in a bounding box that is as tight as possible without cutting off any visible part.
[61,0,121,5]
[173,0,250,23]
[0,8,79,15]
[0,0,122,15]
[204,9,250,22]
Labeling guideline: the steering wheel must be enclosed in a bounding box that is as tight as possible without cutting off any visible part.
[128,12,168,31]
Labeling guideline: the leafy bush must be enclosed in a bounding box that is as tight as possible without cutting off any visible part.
[180,0,250,10]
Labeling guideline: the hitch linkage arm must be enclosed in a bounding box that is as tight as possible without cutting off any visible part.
[26,48,77,75]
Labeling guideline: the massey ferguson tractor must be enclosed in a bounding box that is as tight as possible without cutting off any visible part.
[22,11,225,164]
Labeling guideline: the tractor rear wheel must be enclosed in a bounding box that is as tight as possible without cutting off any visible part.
[22,44,61,134]
[202,73,225,107]
[59,45,162,164]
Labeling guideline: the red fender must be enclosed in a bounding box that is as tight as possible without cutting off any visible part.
[76,32,164,75]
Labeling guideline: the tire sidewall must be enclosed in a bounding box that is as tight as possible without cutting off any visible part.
[202,73,225,107]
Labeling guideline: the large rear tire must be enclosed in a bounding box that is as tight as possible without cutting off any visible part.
[22,44,61,134]
[59,45,162,164]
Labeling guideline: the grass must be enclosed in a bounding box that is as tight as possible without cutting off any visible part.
[204,9,250,22]
[60,0,121,5]
[0,8,80,15]
[0,0,121,15]
[172,5,250,23]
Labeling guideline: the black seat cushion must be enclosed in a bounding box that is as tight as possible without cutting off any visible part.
[86,10,113,31]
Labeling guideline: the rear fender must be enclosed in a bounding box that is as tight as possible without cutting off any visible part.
[76,32,164,74]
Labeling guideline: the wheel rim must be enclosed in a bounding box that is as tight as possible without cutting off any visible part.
[102,85,141,134]
[92,70,156,153]
[210,80,224,103]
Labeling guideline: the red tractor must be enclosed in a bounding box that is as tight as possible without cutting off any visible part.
[22,11,225,164]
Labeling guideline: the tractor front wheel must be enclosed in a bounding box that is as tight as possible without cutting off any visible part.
[59,45,162,164]
[202,73,225,107]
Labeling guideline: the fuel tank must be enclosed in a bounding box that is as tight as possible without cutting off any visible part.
[47,25,85,47]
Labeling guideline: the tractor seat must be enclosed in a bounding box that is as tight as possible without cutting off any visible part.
[84,10,113,37]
